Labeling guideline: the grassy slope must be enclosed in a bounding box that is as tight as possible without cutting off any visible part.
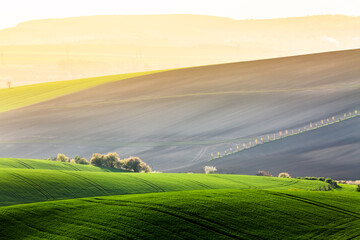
[0,189,359,239]
[0,158,125,172]
[0,70,165,113]
[0,158,357,239]
[1,167,338,207]
[1,157,356,207]
[1,157,350,207]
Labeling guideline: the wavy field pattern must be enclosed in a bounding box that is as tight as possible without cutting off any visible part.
[1,190,359,239]
[0,158,342,207]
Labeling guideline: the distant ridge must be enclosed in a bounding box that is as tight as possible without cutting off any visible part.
[1,14,360,86]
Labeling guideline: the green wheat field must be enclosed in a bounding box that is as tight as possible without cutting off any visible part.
[0,158,359,239]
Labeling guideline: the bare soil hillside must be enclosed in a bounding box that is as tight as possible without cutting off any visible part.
[1,49,359,178]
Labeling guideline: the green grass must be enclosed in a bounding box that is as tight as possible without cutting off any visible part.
[1,168,339,207]
[0,189,359,239]
[0,158,358,239]
[1,158,351,207]
[0,158,124,172]
[0,70,166,113]
[0,158,125,172]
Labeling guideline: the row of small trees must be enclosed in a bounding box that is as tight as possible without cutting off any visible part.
[54,154,89,164]
[203,168,292,177]
[53,153,151,172]
[211,109,359,160]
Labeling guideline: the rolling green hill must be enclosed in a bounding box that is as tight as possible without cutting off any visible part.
[0,158,357,239]
[0,167,336,207]
[1,189,359,239]
[1,158,351,207]
[0,70,165,113]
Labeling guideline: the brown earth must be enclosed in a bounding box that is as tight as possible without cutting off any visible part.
[0,49,359,178]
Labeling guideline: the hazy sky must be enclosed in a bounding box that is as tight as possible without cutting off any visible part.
[1,0,360,30]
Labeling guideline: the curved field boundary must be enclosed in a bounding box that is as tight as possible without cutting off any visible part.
[206,174,255,189]
[0,69,167,113]
[7,172,55,201]
[268,192,360,218]
[20,82,360,111]
[124,174,166,193]
[60,171,109,195]
[94,199,263,239]
[210,109,360,161]
[15,160,35,169]
[0,170,337,207]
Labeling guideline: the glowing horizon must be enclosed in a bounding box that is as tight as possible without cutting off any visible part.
[1,0,360,30]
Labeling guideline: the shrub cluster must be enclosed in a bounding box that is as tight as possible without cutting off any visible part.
[90,153,151,172]
[296,176,338,189]
[296,176,326,181]
[120,156,152,173]
[310,186,333,191]
[90,152,120,168]
[70,156,89,165]
[50,152,152,172]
